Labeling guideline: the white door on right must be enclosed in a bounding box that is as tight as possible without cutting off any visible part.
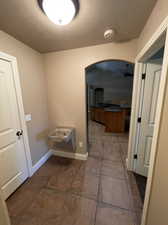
[135,61,162,177]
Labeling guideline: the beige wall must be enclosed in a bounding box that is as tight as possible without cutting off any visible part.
[0,0,168,223]
[0,31,49,166]
[138,0,168,51]
[146,78,168,225]
[44,39,138,154]
[137,0,168,225]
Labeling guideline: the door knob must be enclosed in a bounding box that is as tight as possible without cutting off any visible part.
[16,130,23,137]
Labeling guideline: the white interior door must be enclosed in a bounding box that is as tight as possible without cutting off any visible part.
[135,61,162,177]
[0,58,28,200]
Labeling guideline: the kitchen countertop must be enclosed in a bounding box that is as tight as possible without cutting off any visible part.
[91,104,131,111]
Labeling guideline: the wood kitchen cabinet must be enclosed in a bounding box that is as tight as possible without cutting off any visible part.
[104,110,126,133]
[90,107,129,133]
[91,107,104,123]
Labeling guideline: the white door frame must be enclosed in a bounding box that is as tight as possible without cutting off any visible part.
[0,51,32,177]
[127,17,168,225]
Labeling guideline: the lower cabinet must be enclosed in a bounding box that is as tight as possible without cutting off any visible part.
[91,108,105,124]
[90,107,127,133]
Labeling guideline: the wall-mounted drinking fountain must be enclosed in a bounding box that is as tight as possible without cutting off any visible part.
[48,127,76,151]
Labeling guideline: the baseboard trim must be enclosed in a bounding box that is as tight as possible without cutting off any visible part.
[30,149,88,177]
[30,150,53,176]
[51,149,88,161]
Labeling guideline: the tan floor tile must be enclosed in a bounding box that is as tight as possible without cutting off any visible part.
[8,121,143,225]
[62,193,97,225]
[89,140,104,159]
[34,156,62,177]
[71,173,99,200]
[117,134,129,143]
[15,189,96,225]
[80,157,101,175]
[99,176,131,210]
[101,160,125,179]
[102,135,119,143]
[7,176,49,217]
[119,143,128,162]
[126,172,143,210]
[12,189,67,225]
[47,172,74,192]
[96,204,136,225]
[103,143,122,162]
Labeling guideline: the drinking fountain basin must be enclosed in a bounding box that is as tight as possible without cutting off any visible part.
[48,127,75,143]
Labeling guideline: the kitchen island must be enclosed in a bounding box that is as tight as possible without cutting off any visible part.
[90,104,130,133]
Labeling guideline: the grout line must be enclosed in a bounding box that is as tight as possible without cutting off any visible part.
[9,121,141,225]
[93,148,103,225]
[97,200,137,213]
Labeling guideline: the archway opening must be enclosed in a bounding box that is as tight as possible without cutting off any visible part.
[85,60,146,217]
[85,60,134,142]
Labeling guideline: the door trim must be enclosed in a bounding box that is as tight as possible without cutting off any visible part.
[127,17,168,225]
[0,51,32,177]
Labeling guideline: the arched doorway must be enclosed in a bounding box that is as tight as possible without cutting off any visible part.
[84,59,146,224]
[85,60,134,146]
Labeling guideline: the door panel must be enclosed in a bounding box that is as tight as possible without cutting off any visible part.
[0,59,28,200]
[148,70,161,124]
[0,144,20,186]
[144,136,152,166]
[135,62,162,177]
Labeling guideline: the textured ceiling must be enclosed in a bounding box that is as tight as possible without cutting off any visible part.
[0,0,157,53]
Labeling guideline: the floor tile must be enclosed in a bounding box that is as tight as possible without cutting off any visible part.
[9,216,20,225]
[47,171,74,192]
[12,189,67,225]
[101,160,125,180]
[62,193,97,225]
[7,176,49,217]
[79,157,101,175]
[71,173,99,200]
[34,156,62,177]
[119,143,128,163]
[7,121,143,225]
[89,140,104,159]
[102,135,118,143]
[103,143,122,162]
[96,204,136,225]
[15,189,96,225]
[135,209,142,225]
[46,157,83,192]
[117,134,129,143]
[99,176,131,210]
[126,172,143,210]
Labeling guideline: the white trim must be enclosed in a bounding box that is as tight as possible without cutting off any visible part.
[136,17,168,62]
[0,51,32,177]
[52,149,88,160]
[127,16,168,225]
[127,62,144,171]
[31,150,53,176]
[125,158,129,170]
[141,27,168,225]
[31,149,88,176]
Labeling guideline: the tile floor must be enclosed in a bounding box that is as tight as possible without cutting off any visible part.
[7,121,143,225]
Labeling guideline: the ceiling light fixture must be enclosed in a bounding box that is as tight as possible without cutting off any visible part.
[38,0,79,26]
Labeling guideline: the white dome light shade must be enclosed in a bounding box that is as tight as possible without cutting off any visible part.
[42,0,76,25]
